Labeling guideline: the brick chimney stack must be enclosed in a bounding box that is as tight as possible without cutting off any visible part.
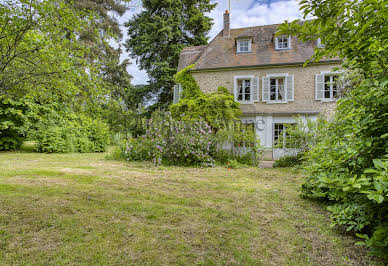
[223,10,230,38]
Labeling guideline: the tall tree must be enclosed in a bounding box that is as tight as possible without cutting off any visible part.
[124,0,216,107]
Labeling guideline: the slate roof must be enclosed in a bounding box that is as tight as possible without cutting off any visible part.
[178,23,339,71]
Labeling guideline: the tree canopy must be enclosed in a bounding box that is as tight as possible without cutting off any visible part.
[124,0,216,107]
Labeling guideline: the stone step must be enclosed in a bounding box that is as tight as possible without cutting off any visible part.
[259,160,275,168]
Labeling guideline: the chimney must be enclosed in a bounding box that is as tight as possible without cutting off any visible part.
[223,10,230,38]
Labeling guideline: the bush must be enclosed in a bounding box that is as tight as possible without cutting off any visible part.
[0,96,31,150]
[301,79,388,259]
[122,111,215,167]
[31,108,110,153]
[121,111,262,167]
[273,153,304,168]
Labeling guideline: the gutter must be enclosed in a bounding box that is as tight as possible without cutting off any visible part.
[189,60,342,73]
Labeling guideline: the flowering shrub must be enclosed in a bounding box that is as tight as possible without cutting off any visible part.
[122,112,215,167]
[122,111,262,167]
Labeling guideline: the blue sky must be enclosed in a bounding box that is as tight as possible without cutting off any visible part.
[122,0,304,85]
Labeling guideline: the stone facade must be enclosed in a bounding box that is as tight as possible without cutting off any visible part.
[191,62,339,117]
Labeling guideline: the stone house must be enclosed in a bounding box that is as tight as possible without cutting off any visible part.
[175,11,341,160]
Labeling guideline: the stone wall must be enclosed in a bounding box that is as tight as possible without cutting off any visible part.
[191,63,340,117]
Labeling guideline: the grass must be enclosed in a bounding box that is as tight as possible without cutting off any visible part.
[0,149,375,265]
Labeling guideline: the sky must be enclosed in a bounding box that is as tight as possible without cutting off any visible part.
[122,0,304,85]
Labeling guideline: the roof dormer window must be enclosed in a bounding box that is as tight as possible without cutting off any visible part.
[237,39,252,53]
[275,35,291,50]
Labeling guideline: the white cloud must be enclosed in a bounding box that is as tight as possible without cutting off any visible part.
[119,0,303,85]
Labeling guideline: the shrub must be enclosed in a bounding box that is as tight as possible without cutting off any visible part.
[31,108,110,153]
[122,111,215,167]
[122,111,262,167]
[0,96,31,150]
[273,153,304,168]
[301,79,388,259]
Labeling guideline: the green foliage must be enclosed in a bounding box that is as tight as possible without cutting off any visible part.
[279,0,388,259]
[170,66,241,129]
[174,65,202,99]
[122,111,215,167]
[273,153,304,168]
[121,111,262,167]
[300,80,388,259]
[277,0,387,78]
[0,96,31,150]
[124,0,216,106]
[31,107,110,153]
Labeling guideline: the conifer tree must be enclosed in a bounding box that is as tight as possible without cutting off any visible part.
[124,0,216,107]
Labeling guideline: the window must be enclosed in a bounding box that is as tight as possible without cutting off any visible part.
[317,37,324,48]
[270,77,285,101]
[237,39,251,53]
[324,75,338,100]
[275,35,291,50]
[237,79,251,101]
[273,123,295,148]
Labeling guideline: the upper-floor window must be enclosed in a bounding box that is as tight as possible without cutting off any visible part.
[317,37,324,48]
[237,39,252,53]
[275,35,291,50]
[315,73,338,101]
[237,79,251,101]
[234,75,259,103]
[270,77,285,101]
[324,75,338,99]
[262,74,294,103]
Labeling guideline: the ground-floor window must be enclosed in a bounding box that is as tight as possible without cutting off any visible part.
[273,123,295,148]
[234,122,256,148]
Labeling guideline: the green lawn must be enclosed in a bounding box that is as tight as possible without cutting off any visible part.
[0,150,374,265]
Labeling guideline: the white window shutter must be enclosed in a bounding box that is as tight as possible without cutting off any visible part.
[234,77,238,101]
[237,41,241,53]
[286,75,294,101]
[173,85,179,104]
[262,77,270,102]
[315,74,324,100]
[178,83,183,99]
[288,35,292,49]
[274,37,279,49]
[248,40,252,52]
[252,77,259,102]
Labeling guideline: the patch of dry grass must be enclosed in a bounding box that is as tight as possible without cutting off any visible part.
[0,151,375,265]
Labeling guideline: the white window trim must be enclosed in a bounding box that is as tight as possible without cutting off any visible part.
[266,73,289,78]
[237,39,252,54]
[266,73,288,104]
[234,75,254,104]
[320,71,340,102]
[275,35,292,50]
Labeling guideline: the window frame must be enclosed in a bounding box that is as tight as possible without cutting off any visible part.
[275,35,291,50]
[323,74,338,101]
[237,79,252,102]
[273,123,296,149]
[264,73,290,103]
[270,77,286,102]
[234,75,254,103]
[237,39,252,53]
